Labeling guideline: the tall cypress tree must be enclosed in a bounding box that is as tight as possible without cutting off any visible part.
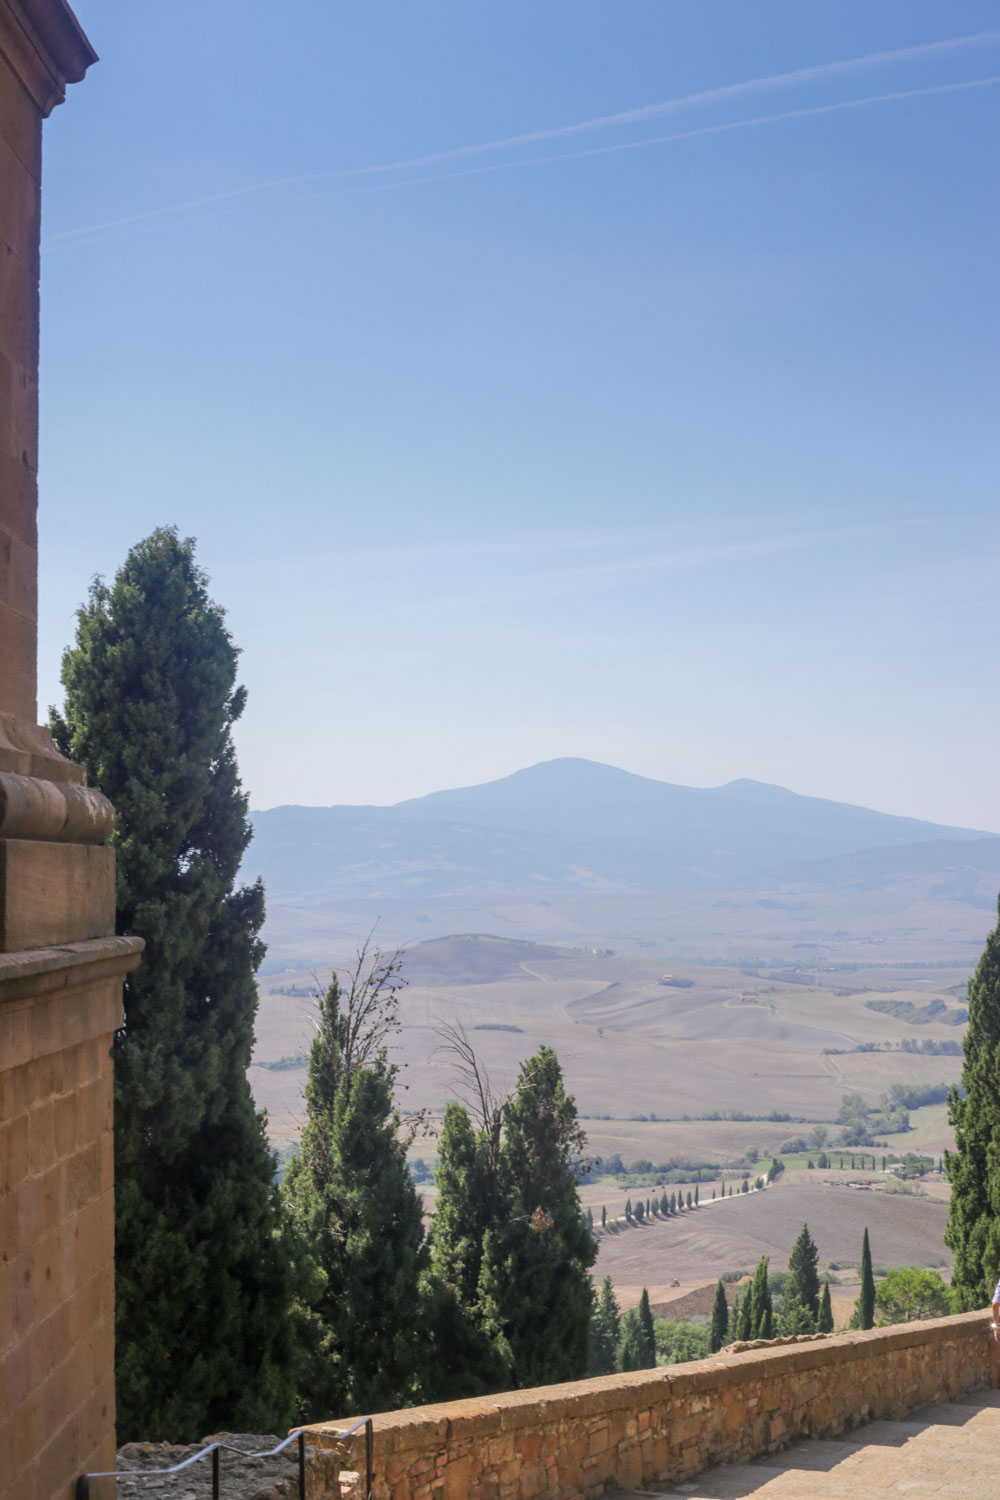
[749,1256,773,1339]
[589,1276,621,1376]
[946,908,1000,1308]
[478,1046,596,1387]
[853,1228,876,1330]
[426,1100,506,1399]
[735,1283,753,1341]
[637,1288,656,1366]
[52,528,296,1441]
[618,1296,655,1371]
[786,1222,820,1323]
[618,1309,644,1371]
[710,1280,729,1352]
[818,1282,834,1333]
[281,967,428,1418]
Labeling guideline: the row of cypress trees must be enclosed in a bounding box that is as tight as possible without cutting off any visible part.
[53,530,596,1441]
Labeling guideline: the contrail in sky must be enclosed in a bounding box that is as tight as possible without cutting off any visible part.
[343,77,1000,201]
[43,28,1000,249]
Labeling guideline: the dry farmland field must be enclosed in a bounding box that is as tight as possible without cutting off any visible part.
[251,933,966,1309]
[588,1176,949,1303]
[252,934,968,1159]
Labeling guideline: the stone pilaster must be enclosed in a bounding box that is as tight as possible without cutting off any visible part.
[0,9,143,1500]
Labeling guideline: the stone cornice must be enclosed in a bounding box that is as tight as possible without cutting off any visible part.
[0,932,143,1002]
[0,0,96,116]
[0,768,114,842]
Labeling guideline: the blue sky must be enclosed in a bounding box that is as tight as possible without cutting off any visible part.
[38,2,999,825]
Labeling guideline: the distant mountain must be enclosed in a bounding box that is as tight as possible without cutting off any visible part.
[246,758,995,902]
[760,837,1000,908]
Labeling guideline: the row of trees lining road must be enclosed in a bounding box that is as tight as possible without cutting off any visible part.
[52,531,596,1440]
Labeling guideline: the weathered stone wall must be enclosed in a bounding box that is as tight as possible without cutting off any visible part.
[1,936,141,1500]
[306,1312,999,1500]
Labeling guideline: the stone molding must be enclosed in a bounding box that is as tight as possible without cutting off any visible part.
[0,0,96,115]
[0,711,85,784]
[306,1311,1000,1499]
[0,768,114,842]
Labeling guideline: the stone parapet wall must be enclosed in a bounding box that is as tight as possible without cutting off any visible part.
[305,1312,999,1500]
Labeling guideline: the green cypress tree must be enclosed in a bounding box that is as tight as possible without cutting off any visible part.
[477,1046,596,1388]
[625,1197,633,1220]
[52,528,296,1441]
[282,962,428,1417]
[853,1227,876,1329]
[710,1280,729,1352]
[618,1308,644,1371]
[589,1276,621,1376]
[735,1284,753,1340]
[946,908,1000,1308]
[637,1288,656,1368]
[818,1281,834,1333]
[778,1292,812,1335]
[687,1191,693,1209]
[602,1205,607,1227]
[750,1256,773,1338]
[670,1192,677,1214]
[635,1199,645,1222]
[587,1207,594,1232]
[694,1184,699,1206]
[786,1222,820,1321]
[430,1102,493,1313]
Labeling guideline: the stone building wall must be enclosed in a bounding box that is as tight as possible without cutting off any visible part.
[0,7,144,1500]
[307,1311,999,1500]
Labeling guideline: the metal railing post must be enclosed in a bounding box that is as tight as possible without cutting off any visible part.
[365,1418,374,1498]
[298,1428,307,1500]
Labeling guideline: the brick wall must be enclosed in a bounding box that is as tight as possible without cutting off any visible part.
[306,1311,1000,1500]
[1,936,141,1500]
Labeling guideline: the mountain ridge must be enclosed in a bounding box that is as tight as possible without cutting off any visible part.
[246,758,996,903]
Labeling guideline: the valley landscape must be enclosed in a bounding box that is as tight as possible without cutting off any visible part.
[247,758,993,1301]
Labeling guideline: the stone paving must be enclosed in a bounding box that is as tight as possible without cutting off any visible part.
[612,1389,1000,1499]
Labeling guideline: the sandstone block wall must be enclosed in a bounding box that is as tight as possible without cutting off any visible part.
[1,936,141,1500]
[307,1312,999,1500]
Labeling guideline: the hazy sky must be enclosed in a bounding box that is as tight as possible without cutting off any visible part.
[38,2,999,826]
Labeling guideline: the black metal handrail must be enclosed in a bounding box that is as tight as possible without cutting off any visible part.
[76,1416,374,1499]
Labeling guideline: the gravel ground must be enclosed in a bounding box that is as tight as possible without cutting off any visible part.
[113,1433,305,1500]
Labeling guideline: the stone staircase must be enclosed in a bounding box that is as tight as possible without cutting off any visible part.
[612,1389,1000,1498]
